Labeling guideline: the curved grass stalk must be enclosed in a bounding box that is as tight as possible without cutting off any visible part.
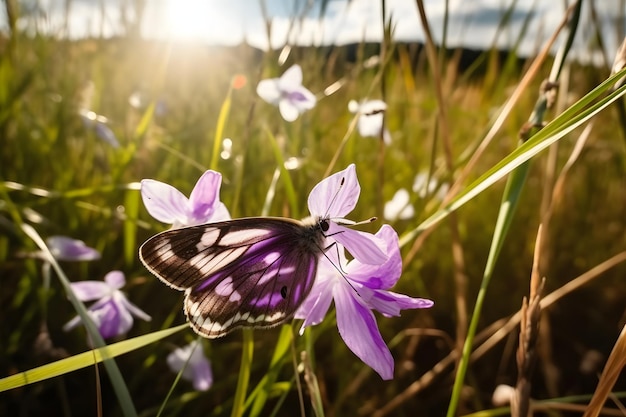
[0,321,187,392]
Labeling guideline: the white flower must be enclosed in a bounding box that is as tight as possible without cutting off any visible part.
[413,173,449,200]
[383,189,415,221]
[348,99,391,144]
[256,64,317,122]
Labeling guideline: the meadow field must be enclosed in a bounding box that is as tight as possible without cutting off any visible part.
[1,1,626,416]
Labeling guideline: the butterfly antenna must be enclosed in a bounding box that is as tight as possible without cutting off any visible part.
[323,177,346,219]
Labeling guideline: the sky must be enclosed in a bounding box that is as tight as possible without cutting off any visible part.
[4,0,626,64]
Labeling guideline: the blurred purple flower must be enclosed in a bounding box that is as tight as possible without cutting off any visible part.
[79,109,120,148]
[63,271,151,339]
[348,99,391,145]
[295,225,433,380]
[141,170,231,228]
[46,236,101,261]
[167,341,213,391]
[257,64,316,122]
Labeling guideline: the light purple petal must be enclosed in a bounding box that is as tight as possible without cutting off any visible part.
[330,223,387,265]
[47,236,101,261]
[345,225,400,287]
[118,293,152,322]
[69,281,111,301]
[191,358,213,391]
[307,164,360,218]
[294,274,335,332]
[188,170,223,223]
[279,99,300,122]
[94,122,120,148]
[103,270,126,290]
[334,282,394,380]
[167,342,213,391]
[141,179,189,225]
[93,299,127,339]
[278,64,303,89]
[287,86,316,111]
[210,202,231,222]
[368,290,434,317]
[257,79,281,104]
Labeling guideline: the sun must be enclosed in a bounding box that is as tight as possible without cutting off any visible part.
[163,0,214,40]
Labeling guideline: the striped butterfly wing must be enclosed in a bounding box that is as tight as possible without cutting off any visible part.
[139,217,325,338]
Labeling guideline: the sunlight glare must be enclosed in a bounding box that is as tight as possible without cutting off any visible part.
[164,0,214,40]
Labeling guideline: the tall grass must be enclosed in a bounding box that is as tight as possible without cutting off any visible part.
[1,1,626,416]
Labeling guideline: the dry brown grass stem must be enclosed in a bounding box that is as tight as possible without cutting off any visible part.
[582,324,626,417]
[372,250,626,417]
[414,0,470,372]
[512,226,545,417]
[402,3,578,269]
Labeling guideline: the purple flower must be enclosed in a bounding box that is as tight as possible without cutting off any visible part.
[46,236,101,261]
[63,271,151,339]
[256,64,317,122]
[348,99,391,145]
[308,164,387,265]
[167,341,213,391]
[295,225,433,380]
[141,170,230,228]
[79,109,120,148]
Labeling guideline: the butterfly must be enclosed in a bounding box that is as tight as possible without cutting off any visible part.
[139,164,386,339]
[139,216,330,338]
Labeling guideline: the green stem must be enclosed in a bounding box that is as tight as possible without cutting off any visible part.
[231,328,254,417]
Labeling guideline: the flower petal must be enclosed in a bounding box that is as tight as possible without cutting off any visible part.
[330,223,387,265]
[368,290,434,317]
[210,202,232,222]
[94,122,120,148]
[307,164,360,218]
[334,282,394,380]
[345,225,400,287]
[256,79,281,105]
[278,64,303,89]
[383,189,414,221]
[167,342,213,391]
[295,271,335,332]
[188,170,224,223]
[357,112,384,138]
[118,294,152,322]
[287,86,316,111]
[69,281,111,301]
[104,270,126,290]
[90,299,127,339]
[141,179,189,225]
[279,99,300,122]
[348,100,360,113]
[46,236,101,261]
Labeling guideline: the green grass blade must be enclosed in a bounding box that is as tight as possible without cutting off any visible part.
[400,68,626,247]
[231,328,254,417]
[210,86,233,171]
[265,127,298,215]
[123,187,140,267]
[248,325,293,417]
[20,224,138,417]
[0,322,186,392]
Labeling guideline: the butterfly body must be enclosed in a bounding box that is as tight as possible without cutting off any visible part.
[140,216,328,338]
